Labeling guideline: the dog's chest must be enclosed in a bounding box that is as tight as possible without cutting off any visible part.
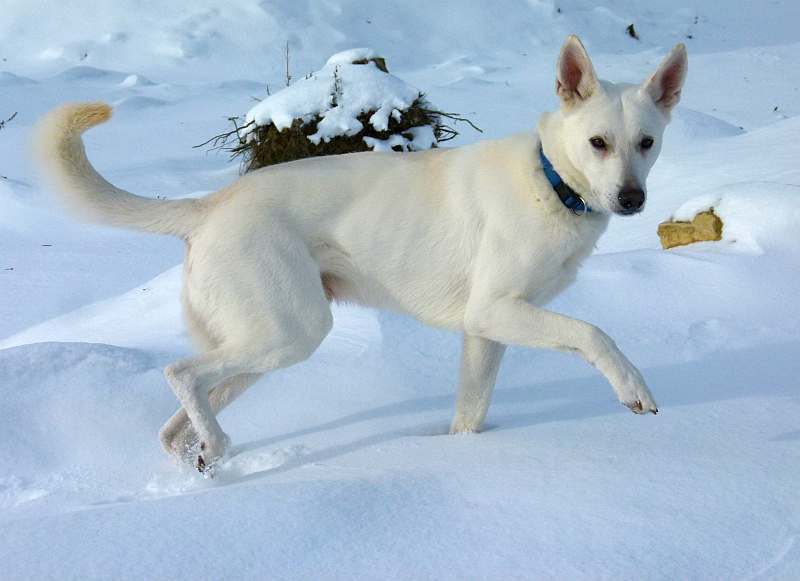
[521,214,607,304]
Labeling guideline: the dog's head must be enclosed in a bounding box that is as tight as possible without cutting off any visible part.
[545,36,687,216]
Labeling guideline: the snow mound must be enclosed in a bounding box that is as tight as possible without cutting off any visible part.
[670,107,745,141]
[0,71,35,85]
[113,95,169,111]
[215,79,265,92]
[670,183,800,253]
[245,49,422,145]
[0,342,170,479]
[51,65,141,84]
[118,73,154,88]
[0,266,186,352]
[0,263,382,360]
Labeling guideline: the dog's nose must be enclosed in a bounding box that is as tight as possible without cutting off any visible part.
[617,188,645,213]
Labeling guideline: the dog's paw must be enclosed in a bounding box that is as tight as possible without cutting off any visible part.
[449,427,479,435]
[616,367,658,415]
[623,399,658,415]
[195,433,232,477]
[449,416,483,435]
[620,380,658,415]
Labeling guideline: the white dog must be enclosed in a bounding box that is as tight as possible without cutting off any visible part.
[35,36,687,473]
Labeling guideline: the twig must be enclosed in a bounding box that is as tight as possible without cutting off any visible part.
[422,108,483,134]
[0,111,17,131]
[193,117,255,150]
[284,41,292,87]
[331,65,343,107]
[0,112,17,177]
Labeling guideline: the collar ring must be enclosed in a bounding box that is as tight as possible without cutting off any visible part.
[571,196,588,216]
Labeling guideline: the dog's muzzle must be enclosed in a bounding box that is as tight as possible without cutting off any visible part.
[616,188,645,215]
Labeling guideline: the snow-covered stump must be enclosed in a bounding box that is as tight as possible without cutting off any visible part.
[231,49,454,172]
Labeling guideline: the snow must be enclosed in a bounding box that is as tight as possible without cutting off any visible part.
[326,48,380,67]
[363,125,437,153]
[244,49,424,146]
[2,1,800,579]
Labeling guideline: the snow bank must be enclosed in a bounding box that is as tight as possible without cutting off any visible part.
[668,107,745,142]
[4,0,799,83]
[0,71,36,86]
[670,183,800,253]
[0,265,383,362]
[2,338,800,580]
[0,342,171,482]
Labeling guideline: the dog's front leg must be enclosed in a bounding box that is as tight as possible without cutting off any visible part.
[450,335,506,434]
[465,298,657,414]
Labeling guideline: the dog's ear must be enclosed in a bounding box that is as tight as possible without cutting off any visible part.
[556,35,600,106]
[642,43,688,113]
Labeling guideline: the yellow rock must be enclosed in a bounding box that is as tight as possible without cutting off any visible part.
[657,210,723,249]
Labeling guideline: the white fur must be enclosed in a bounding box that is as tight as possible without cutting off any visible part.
[34,36,687,472]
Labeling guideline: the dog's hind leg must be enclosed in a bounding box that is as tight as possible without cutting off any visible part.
[450,335,506,434]
[161,231,333,471]
[159,297,265,458]
[159,373,262,459]
[164,315,331,472]
[163,354,282,471]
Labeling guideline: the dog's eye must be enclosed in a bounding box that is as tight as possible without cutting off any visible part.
[589,136,607,150]
[640,136,654,150]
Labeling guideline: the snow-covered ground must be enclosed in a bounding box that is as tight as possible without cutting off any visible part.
[2,1,799,579]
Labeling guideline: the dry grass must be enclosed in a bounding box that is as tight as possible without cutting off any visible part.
[235,96,458,172]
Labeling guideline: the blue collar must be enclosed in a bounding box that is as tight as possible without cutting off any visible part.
[539,147,592,215]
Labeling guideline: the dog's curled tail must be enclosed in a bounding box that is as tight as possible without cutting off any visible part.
[34,102,204,238]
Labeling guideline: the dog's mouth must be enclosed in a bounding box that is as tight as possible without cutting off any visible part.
[614,205,645,216]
